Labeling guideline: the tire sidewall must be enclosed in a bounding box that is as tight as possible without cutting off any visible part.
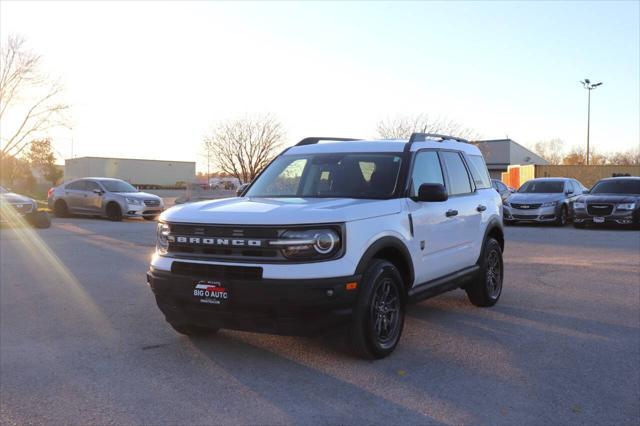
[352,260,405,359]
[106,202,123,221]
[481,238,503,303]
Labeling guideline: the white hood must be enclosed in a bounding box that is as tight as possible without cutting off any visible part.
[160,197,402,225]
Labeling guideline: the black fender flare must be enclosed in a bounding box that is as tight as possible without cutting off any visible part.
[477,217,504,264]
[355,236,415,288]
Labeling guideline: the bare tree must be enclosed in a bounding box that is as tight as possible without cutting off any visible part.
[376,114,480,140]
[203,115,284,184]
[608,148,640,165]
[532,138,565,164]
[563,146,607,165]
[0,35,69,158]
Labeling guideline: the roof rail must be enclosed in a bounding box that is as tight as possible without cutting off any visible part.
[296,137,362,146]
[408,133,470,144]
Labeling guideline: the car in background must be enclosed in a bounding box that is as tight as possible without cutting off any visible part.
[48,178,164,221]
[491,179,513,202]
[573,176,640,228]
[503,177,585,226]
[0,186,51,228]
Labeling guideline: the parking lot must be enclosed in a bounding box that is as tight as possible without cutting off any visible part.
[1,218,639,425]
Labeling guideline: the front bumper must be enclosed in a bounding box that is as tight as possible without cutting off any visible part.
[503,205,559,222]
[0,203,36,223]
[147,267,360,336]
[574,209,638,225]
[124,203,163,218]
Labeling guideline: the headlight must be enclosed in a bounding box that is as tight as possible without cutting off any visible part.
[270,228,342,260]
[126,197,142,205]
[574,202,586,209]
[156,222,170,254]
[617,203,636,211]
[541,201,559,207]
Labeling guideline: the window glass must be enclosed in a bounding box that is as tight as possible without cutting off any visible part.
[518,180,564,193]
[441,151,472,195]
[591,179,640,194]
[466,155,491,189]
[410,151,444,197]
[66,180,86,190]
[85,181,101,191]
[99,180,138,193]
[497,181,508,191]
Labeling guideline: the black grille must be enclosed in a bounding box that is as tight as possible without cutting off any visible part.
[144,199,160,207]
[513,214,538,220]
[587,204,613,216]
[511,203,541,210]
[171,261,263,280]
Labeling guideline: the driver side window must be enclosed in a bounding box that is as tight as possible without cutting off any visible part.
[411,151,444,197]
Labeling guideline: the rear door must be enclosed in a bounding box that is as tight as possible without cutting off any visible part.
[64,180,87,213]
[439,151,484,270]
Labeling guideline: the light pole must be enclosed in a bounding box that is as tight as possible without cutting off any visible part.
[580,79,603,165]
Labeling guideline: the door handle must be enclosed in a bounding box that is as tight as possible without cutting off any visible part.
[446,209,458,217]
[477,205,487,212]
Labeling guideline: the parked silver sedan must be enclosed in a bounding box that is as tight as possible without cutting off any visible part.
[503,177,585,226]
[48,178,164,221]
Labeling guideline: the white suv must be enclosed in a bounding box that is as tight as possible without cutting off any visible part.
[148,133,504,358]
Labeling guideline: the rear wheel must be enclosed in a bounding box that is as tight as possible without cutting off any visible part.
[349,259,405,359]
[106,202,123,221]
[168,321,218,337]
[54,200,69,218]
[466,238,503,307]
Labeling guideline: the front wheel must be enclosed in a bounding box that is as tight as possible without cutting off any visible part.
[106,203,123,222]
[555,205,568,226]
[466,238,503,307]
[349,259,405,359]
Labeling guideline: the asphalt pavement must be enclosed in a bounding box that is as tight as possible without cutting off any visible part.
[1,217,639,425]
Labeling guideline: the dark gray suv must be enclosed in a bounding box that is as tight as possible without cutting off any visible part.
[503,177,585,226]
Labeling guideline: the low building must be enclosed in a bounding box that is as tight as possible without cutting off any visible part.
[474,139,549,179]
[64,157,195,187]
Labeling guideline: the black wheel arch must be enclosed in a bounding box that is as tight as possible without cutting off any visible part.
[355,236,415,292]
[477,217,504,264]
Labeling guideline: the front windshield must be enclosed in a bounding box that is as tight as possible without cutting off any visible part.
[99,180,138,193]
[518,180,564,194]
[590,179,640,195]
[246,153,403,199]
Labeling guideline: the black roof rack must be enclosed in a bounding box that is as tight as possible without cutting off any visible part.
[296,137,362,146]
[408,133,470,144]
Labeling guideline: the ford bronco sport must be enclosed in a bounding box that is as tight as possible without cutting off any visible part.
[148,133,504,358]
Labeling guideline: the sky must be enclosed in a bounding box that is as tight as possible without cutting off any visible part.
[1,1,639,170]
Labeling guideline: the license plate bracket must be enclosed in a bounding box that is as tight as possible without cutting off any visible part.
[193,280,229,305]
[593,216,605,223]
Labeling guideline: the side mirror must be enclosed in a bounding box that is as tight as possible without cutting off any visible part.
[565,190,574,195]
[416,183,448,202]
[93,188,103,195]
[583,189,590,194]
[236,183,249,197]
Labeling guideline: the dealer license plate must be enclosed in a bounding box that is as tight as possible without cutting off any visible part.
[193,280,229,305]
[593,216,605,223]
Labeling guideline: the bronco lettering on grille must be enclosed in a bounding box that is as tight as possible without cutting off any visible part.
[168,235,262,247]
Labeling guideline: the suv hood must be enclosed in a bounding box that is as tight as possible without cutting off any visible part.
[161,197,402,225]
[508,193,565,203]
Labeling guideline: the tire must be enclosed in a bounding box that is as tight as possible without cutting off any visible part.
[349,259,405,359]
[106,202,123,222]
[54,200,69,218]
[168,321,218,337]
[28,211,51,229]
[555,205,568,226]
[466,238,503,307]
[143,215,158,221]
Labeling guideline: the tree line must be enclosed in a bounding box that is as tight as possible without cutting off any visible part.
[532,138,639,166]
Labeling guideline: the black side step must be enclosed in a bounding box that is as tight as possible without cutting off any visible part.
[407,265,479,304]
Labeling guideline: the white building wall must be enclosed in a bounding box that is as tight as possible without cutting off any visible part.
[64,157,195,186]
